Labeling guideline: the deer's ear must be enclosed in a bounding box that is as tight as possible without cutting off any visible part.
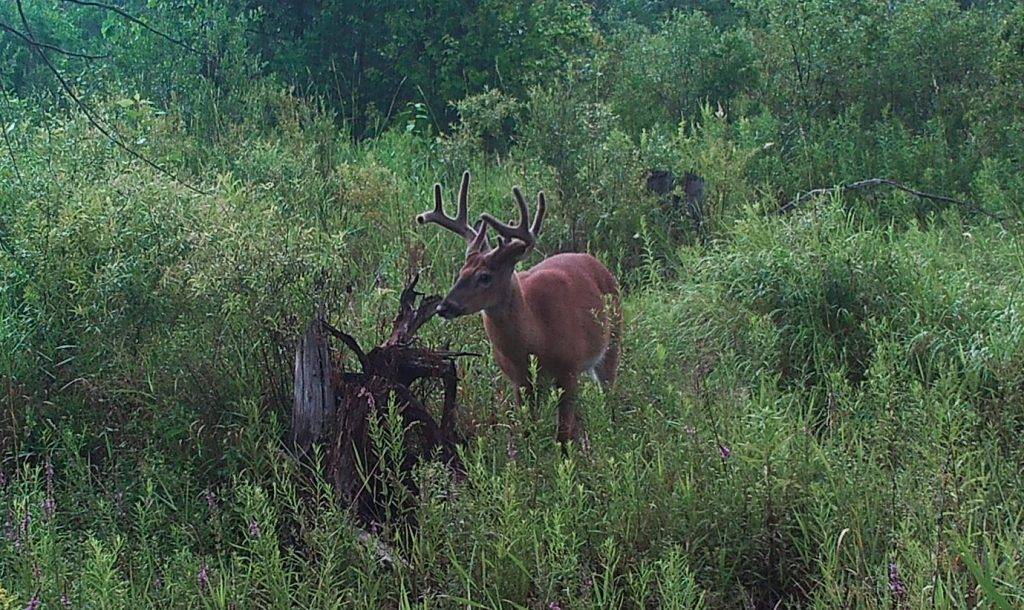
[489,239,530,266]
[466,219,491,255]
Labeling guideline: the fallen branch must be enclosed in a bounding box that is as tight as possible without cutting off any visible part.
[776,178,1005,223]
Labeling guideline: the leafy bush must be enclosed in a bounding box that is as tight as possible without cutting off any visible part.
[604,11,758,133]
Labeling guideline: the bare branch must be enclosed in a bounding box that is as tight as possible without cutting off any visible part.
[14,0,208,195]
[776,178,1006,223]
[59,0,206,56]
[0,94,25,267]
[0,21,109,59]
[0,96,23,186]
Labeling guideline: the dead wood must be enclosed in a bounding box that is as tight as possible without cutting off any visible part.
[775,178,1005,223]
[291,274,472,524]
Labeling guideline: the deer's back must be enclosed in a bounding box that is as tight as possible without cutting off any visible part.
[516,253,619,374]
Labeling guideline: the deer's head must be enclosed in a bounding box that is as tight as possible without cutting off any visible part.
[417,171,545,319]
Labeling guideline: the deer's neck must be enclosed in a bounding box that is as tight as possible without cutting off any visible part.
[482,274,535,352]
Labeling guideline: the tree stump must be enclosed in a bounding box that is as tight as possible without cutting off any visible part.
[291,275,470,524]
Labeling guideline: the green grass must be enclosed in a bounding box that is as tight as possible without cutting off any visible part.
[2,90,1024,609]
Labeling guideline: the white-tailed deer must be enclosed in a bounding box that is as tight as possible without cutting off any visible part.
[417,171,621,447]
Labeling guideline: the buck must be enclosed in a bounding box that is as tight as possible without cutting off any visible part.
[417,171,621,447]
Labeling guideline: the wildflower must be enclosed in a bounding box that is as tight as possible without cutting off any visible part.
[61,593,71,608]
[16,513,30,549]
[43,460,56,519]
[889,562,907,600]
[42,497,56,521]
[547,603,563,610]
[248,520,261,539]
[26,595,41,610]
[197,561,209,593]
[205,489,217,511]
[719,443,732,460]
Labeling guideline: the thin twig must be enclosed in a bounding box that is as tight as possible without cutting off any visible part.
[59,0,206,56]
[0,30,26,267]
[0,94,23,186]
[15,0,207,195]
[776,177,1005,223]
[0,21,109,59]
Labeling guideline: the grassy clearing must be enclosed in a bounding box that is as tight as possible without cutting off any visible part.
[1,96,1022,608]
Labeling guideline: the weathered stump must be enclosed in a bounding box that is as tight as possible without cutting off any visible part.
[292,275,469,524]
[292,316,335,454]
[645,168,706,238]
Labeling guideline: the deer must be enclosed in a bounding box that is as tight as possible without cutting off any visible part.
[417,171,621,448]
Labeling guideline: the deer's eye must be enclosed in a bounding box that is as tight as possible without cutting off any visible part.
[477,272,492,286]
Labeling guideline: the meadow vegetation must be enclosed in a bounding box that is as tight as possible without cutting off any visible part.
[1,1,1024,607]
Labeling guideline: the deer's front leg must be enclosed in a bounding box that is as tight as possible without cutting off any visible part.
[555,376,581,452]
[496,351,534,416]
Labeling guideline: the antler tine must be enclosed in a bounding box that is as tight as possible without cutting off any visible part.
[416,172,478,244]
[468,218,490,253]
[456,170,470,225]
[481,186,535,246]
[531,191,546,238]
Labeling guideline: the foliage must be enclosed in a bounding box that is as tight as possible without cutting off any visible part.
[603,11,758,133]
[2,0,1024,607]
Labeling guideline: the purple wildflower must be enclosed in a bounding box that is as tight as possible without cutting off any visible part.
[248,520,261,539]
[43,460,56,519]
[19,513,31,547]
[205,489,217,511]
[26,595,41,610]
[197,561,210,593]
[889,562,907,600]
[61,593,71,608]
[153,575,163,590]
[547,603,563,610]
[719,443,732,460]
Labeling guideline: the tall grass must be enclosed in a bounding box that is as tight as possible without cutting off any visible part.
[2,84,1023,608]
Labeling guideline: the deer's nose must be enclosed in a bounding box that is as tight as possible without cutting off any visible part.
[436,300,464,320]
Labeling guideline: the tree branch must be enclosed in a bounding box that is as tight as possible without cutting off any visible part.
[776,178,1005,223]
[0,96,23,186]
[14,0,208,195]
[0,89,26,268]
[0,21,109,59]
[59,0,206,56]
